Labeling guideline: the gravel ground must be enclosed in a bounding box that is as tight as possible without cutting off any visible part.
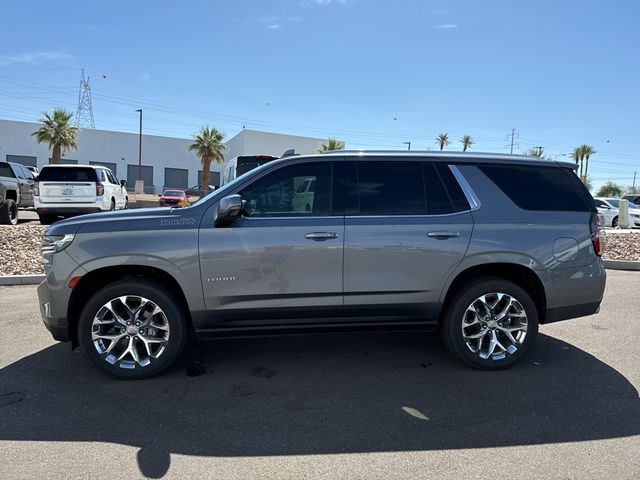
[1,226,640,276]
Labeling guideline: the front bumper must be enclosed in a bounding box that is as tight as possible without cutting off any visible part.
[37,280,71,342]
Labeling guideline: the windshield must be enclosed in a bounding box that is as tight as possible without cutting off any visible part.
[190,161,275,206]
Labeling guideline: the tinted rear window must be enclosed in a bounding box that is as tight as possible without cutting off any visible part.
[38,167,98,182]
[357,162,426,215]
[424,163,470,214]
[479,165,593,212]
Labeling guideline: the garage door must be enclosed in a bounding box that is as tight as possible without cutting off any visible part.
[127,164,154,193]
[198,170,221,187]
[6,155,37,167]
[50,158,79,164]
[90,161,118,176]
[164,167,188,189]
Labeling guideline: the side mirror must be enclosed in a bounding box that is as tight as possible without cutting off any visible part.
[120,179,127,187]
[217,194,243,224]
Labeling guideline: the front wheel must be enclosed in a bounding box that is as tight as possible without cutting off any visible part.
[441,277,539,370]
[0,199,18,225]
[78,279,188,379]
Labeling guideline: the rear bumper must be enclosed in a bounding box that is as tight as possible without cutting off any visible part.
[36,206,103,216]
[37,280,71,342]
[544,301,601,324]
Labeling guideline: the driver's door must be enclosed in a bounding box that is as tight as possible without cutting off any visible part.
[198,162,344,329]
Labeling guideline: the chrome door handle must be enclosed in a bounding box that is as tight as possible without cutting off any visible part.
[427,231,460,239]
[305,232,338,241]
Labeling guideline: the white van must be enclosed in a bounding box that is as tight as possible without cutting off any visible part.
[35,164,128,224]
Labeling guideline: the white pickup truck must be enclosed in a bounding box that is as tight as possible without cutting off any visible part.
[35,164,128,225]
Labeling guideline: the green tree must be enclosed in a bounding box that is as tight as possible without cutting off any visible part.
[581,144,596,180]
[319,138,345,152]
[596,181,624,198]
[436,133,450,151]
[31,108,78,164]
[528,147,545,157]
[626,185,640,194]
[571,147,582,178]
[581,176,592,192]
[188,126,226,194]
[460,134,474,152]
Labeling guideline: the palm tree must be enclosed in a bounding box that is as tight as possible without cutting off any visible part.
[436,133,450,151]
[581,144,596,180]
[319,138,345,152]
[571,147,582,178]
[31,108,78,164]
[460,134,474,152]
[528,147,544,157]
[188,126,226,194]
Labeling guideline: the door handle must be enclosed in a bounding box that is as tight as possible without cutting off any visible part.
[305,232,338,241]
[427,231,460,239]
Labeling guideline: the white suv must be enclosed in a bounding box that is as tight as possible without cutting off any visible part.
[35,165,128,225]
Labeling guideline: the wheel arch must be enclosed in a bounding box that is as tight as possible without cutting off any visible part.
[67,265,192,348]
[440,262,547,324]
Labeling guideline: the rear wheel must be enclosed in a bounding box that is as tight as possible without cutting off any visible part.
[441,277,538,369]
[38,214,56,225]
[110,199,116,211]
[612,216,619,228]
[0,199,18,225]
[78,279,188,379]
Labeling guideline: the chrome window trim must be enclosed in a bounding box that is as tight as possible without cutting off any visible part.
[449,165,481,211]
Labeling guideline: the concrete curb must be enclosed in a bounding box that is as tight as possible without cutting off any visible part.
[0,274,45,286]
[603,259,640,271]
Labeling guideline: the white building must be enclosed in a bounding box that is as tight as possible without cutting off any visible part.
[0,119,338,194]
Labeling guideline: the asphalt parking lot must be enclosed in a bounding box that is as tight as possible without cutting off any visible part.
[15,209,40,225]
[1,272,639,480]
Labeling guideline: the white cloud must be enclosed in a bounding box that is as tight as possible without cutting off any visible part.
[249,14,301,30]
[267,24,282,30]
[0,51,74,66]
[431,24,459,29]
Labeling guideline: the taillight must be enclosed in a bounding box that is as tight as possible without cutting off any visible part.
[34,182,39,196]
[590,213,606,256]
[96,182,104,196]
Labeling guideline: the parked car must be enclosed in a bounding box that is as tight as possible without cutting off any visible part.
[37,151,606,379]
[594,197,640,228]
[0,161,36,224]
[292,176,316,212]
[159,189,189,207]
[34,164,128,225]
[26,166,39,178]
[185,184,215,197]
[622,194,640,207]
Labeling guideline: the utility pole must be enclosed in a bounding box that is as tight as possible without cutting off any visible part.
[633,171,637,191]
[135,109,143,194]
[75,69,95,128]
[506,128,519,154]
[403,141,411,151]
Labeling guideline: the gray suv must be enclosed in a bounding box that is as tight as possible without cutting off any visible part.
[37,152,606,379]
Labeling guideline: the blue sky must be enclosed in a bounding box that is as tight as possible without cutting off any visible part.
[1,0,639,190]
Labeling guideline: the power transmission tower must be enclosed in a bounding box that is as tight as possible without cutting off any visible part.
[75,69,95,128]
[506,128,519,154]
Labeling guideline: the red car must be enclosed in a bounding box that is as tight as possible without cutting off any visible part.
[159,189,189,207]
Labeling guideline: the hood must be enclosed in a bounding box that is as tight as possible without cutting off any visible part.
[45,207,181,236]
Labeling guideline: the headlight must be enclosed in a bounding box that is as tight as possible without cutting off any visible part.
[41,234,75,263]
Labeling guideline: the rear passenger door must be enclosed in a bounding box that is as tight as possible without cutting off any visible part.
[343,160,474,320]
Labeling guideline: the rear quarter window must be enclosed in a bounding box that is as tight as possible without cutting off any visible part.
[479,164,594,212]
[38,167,98,182]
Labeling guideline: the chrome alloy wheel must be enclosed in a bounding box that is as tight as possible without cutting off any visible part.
[91,295,170,369]
[461,292,528,361]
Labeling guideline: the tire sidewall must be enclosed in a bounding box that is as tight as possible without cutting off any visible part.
[0,200,18,225]
[443,278,539,370]
[78,279,187,379]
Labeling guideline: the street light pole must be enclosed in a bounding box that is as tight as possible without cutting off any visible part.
[135,109,143,182]
[403,141,411,151]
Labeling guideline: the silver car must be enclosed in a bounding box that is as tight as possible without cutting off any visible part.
[37,152,607,379]
[594,197,640,228]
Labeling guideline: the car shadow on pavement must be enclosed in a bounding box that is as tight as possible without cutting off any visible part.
[1,332,639,478]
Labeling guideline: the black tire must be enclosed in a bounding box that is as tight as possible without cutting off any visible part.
[0,199,18,225]
[110,199,116,211]
[612,216,619,228]
[124,197,129,209]
[78,279,188,379]
[38,214,56,225]
[441,277,539,370]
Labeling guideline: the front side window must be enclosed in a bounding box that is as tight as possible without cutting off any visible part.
[240,163,332,217]
[357,162,426,215]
